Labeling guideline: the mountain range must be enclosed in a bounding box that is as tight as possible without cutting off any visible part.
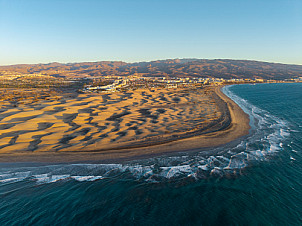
[1,59,302,80]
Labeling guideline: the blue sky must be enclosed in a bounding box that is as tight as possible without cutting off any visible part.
[0,0,302,65]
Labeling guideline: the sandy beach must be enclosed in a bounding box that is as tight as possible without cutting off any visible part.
[0,86,250,163]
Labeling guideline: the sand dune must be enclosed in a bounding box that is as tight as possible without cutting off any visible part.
[0,86,250,162]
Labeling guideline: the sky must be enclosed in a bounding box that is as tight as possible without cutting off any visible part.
[0,0,302,65]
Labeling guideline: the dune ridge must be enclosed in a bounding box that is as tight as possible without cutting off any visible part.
[0,86,250,162]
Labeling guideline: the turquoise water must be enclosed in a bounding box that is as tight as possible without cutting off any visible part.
[1,83,302,225]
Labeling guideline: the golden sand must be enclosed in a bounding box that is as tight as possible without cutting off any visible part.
[0,86,250,162]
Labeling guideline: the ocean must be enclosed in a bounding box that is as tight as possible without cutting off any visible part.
[1,83,302,225]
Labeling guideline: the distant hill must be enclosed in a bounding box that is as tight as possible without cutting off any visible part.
[1,59,302,80]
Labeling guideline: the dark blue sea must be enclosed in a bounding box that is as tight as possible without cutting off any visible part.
[1,83,302,225]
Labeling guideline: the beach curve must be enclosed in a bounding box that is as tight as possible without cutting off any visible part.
[0,86,251,163]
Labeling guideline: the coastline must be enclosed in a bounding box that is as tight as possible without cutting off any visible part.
[0,86,251,163]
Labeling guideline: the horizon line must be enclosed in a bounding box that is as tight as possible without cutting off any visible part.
[1,58,302,67]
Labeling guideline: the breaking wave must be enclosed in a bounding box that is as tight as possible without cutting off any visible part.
[0,85,291,183]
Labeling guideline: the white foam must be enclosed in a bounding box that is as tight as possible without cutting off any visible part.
[290,156,296,161]
[0,85,293,183]
[33,174,70,183]
[32,174,49,183]
[0,178,22,183]
[280,129,290,137]
[160,165,192,179]
[71,176,103,182]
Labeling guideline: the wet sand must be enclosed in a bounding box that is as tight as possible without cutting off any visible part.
[0,86,250,163]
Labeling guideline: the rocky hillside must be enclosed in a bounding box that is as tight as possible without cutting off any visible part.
[1,59,302,80]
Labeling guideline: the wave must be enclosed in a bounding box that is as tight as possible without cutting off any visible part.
[0,85,291,183]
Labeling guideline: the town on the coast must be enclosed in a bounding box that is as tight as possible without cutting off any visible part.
[80,75,302,93]
[1,71,302,93]
[1,59,302,93]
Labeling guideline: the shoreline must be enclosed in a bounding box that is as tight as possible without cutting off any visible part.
[0,86,251,163]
